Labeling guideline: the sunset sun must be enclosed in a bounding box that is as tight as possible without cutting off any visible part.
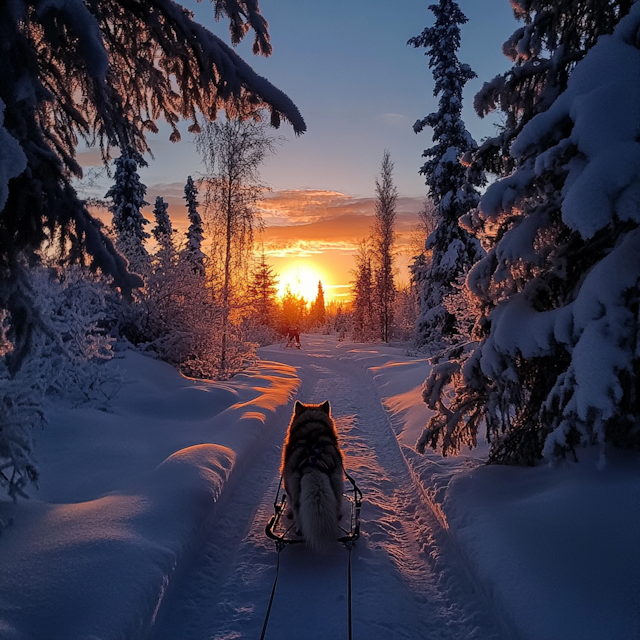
[277,263,327,303]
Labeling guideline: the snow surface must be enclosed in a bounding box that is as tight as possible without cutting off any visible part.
[0,336,638,640]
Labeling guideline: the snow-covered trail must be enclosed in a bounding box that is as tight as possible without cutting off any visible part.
[153,336,504,640]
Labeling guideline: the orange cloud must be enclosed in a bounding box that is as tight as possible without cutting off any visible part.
[257,189,372,225]
[91,184,426,299]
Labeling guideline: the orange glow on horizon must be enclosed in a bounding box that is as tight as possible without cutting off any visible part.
[277,263,329,303]
[266,247,356,306]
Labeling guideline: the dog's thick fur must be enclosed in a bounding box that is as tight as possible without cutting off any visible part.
[281,400,344,551]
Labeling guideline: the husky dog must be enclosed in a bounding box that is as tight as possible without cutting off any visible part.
[281,400,344,551]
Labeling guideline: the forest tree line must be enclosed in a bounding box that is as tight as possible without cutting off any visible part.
[1,0,640,499]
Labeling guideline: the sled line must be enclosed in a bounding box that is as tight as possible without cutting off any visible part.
[260,471,362,639]
[347,539,354,640]
[259,538,356,640]
[259,539,284,640]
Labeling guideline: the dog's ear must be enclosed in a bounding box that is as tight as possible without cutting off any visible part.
[319,400,330,414]
[294,400,306,417]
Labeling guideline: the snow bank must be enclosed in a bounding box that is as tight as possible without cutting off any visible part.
[1,338,637,640]
[337,339,640,640]
[442,449,640,640]
[0,351,299,640]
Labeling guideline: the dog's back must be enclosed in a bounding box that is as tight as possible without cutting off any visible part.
[281,401,344,551]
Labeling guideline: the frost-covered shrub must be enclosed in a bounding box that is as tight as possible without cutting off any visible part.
[419,5,640,464]
[0,264,117,499]
[393,283,420,342]
[441,271,480,344]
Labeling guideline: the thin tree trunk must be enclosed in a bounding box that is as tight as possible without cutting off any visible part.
[220,178,234,374]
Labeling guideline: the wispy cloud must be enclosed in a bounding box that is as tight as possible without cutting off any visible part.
[76,148,106,167]
[258,191,425,256]
[92,183,425,293]
[257,189,376,226]
[264,239,359,258]
[381,112,411,128]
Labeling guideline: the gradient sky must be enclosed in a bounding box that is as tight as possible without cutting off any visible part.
[79,0,520,303]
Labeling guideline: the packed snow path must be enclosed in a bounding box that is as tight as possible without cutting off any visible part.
[153,336,505,640]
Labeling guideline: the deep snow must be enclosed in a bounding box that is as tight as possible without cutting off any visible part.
[0,334,638,640]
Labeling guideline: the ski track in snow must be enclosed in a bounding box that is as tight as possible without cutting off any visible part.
[152,341,504,640]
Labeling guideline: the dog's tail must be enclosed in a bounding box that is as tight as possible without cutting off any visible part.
[298,469,339,552]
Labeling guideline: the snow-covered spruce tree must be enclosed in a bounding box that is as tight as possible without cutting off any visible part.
[473,0,634,177]
[351,239,377,342]
[105,148,151,277]
[0,0,305,375]
[141,195,181,357]
[371,150,398,343]
[408,0,484,351]
[152,196,174,272]
[418,4,640,465]
[183,176,206,276]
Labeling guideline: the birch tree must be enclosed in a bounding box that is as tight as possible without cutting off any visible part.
[196,119,277,374]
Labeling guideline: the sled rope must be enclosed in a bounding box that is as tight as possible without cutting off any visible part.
[347,541,354,640]
[263,472,362,639]
[260,541,284,640]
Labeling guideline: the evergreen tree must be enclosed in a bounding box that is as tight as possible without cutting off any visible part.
[371,150,397,343]
[310,281,326,327]
[183,176,206,276]
[152,196,172,245]
[351,239,377,342]
[152,196,174,271]
[248,250,279,329]
[105,148,150,277]
[419,3,640,465]
[408,0,484,351]
[473,0,634,176]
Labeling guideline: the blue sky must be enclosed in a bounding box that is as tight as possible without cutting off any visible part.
[79,0,521,296]
[78,0,517,199]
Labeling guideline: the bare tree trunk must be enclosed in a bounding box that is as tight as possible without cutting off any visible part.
[220,176,234,374]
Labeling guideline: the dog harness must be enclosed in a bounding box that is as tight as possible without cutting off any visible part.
[298,444,331,472]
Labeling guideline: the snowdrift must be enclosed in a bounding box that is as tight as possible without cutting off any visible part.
[0,351,299,640]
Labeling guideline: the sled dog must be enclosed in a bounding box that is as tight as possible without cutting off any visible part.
[281,400,344,551]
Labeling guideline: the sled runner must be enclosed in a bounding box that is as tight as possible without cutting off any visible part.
[265,470,362,546]
[261,471,362,640]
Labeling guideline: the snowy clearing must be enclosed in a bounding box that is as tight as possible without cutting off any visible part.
[0,335,638,640]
